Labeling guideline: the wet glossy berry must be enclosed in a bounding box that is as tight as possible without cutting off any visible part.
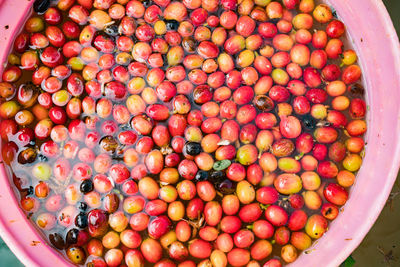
[184,142,202,156]
[80,179,94,194]
[75,212,88,228]
[195,170,209,181]
[165,19,179,31]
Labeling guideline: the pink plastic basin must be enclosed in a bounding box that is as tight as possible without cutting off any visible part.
[0,0,399,266]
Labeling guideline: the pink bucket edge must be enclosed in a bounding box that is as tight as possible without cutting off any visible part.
[0,0,397,266]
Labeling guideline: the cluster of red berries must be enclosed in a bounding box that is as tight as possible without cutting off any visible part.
[0,0,366,266]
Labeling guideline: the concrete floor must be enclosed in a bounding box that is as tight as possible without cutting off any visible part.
[352,181,400,266]
[0,1,399,267]
[383,0,400,35]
